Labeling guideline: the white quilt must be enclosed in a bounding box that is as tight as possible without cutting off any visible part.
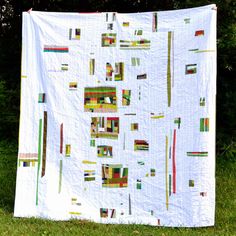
[14,4,216,227]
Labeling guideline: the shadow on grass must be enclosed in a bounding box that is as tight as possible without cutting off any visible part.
[0,142,17,213]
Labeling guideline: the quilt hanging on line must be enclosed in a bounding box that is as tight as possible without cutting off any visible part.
[14,4,217,227]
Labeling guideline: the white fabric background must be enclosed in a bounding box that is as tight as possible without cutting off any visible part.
[14,4,216,227]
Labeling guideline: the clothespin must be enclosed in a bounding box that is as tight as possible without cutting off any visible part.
[212,6,217,11]
[27,8,33,14]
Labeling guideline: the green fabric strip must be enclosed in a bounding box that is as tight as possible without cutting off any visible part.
[167,31,172,107]
[36,119,42,205]
[58,160,62,193]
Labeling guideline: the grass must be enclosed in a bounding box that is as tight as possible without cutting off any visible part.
[0,143,235,236]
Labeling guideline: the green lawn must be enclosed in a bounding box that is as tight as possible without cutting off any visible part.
[0,144,235,236]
